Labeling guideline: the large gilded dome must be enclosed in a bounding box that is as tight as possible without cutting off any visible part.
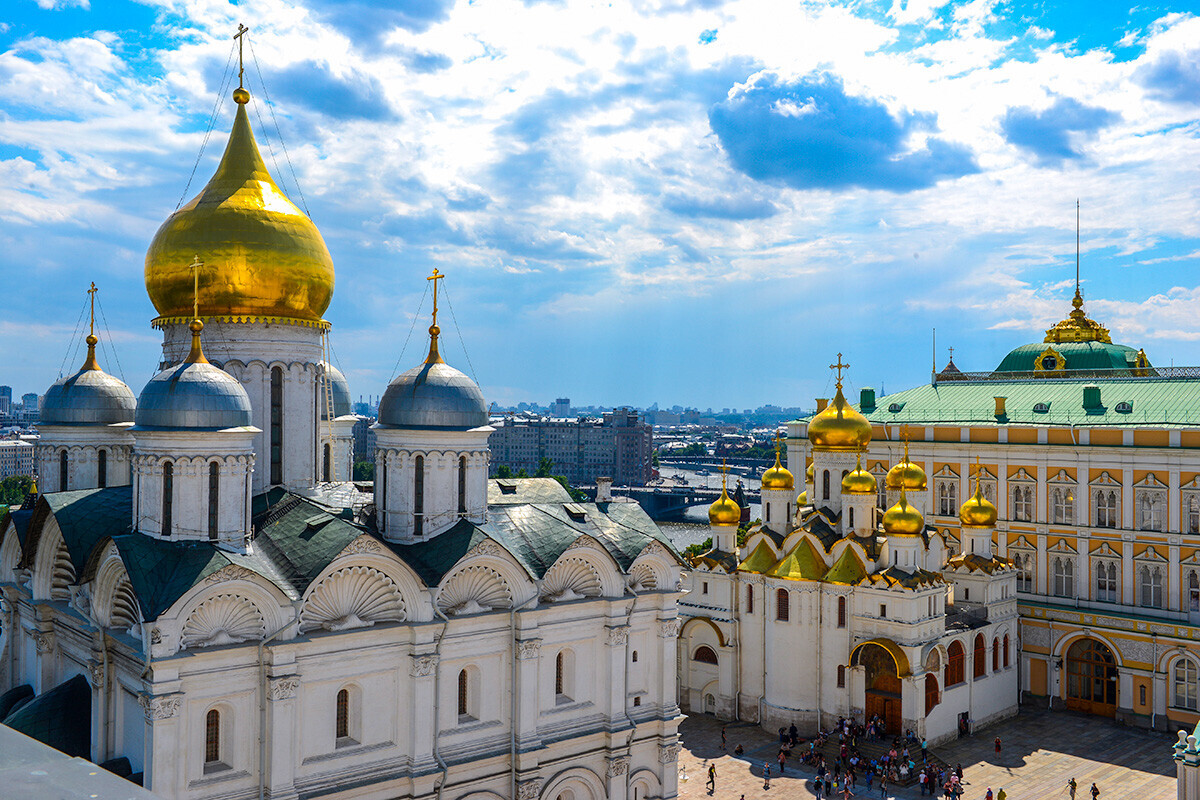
[708,486,741,527]
[144,89,335,326]
[808,385,872,452]
[882,493,924,537]
[761,451,795,490]
[959,483,998,528]
[886,460,927,491]
[841,458,876,495]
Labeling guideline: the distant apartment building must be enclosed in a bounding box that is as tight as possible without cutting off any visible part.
[351,416,377,463]
[0,439,34,481]
[0,386,10,416]
[21,393,38,412]
[488,408,653,485]
[550,397,571,417]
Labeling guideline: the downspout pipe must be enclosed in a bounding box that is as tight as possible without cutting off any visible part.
[433,599,452,800]
[622,588,639,751]
[259,605,300,800]
[509,594,538,800]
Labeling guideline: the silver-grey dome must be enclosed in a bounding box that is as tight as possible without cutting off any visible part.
[41,367,136,426]
[377,361,488,429]
[134,361,252,430]
[319,361,352,420]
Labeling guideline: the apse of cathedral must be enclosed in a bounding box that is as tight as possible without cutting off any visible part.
[0,68,687,800]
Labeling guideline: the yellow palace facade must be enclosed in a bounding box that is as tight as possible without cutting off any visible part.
[789,289,1200,732]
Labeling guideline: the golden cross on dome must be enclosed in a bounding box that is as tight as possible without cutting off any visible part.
[948,346,954,362]
[829,353,849,387]
[86,282,98,338]
[719,458,729,492]
[774,430,783,453]
[428,268,444,327]
[234,24,249,90]
[189,255,204,320]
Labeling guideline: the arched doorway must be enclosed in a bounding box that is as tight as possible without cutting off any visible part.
[852,641,905,735]
[1065,638,1118,716]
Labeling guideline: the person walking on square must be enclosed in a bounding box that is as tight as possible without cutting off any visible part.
[879,775,888,799]
[921,737,928,763]
[705,763,715,793]
[721,726,727,751]
[986,789,993,800]
[763,762,771,790]
[1090,783,1100,799]
[997,788,1007,800]
[994,736,1002,757]
[1067,778,1077,799]
[778,749,787,774]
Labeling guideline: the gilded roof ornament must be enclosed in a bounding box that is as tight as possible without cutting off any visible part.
[1044,202,1111,344]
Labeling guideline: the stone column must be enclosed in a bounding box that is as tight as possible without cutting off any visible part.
[140,691,183,796]
[605,623,630,725]
[658,742,681,800]
[514,638,542,751]
[606,754,631,800]
[657,617,681,719]
[265,673,300,800]
[409,651,439,775]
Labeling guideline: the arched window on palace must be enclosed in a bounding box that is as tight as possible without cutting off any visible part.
[692,646,718,664]
[924,674,939,715]
[973,634,986,679]
[837,665,845,688]
[414,455,425,537]
[1189,495,1200,534]
[204,709,221,766]
[1141,565,1164,608]
[336,688,351,741]
[97,449,107,489]
[823,470,831,500]
[945,641,965,686]
[992,637,1000,671]
[1175,659,1199,712]
[270,367,283,485]
[458,455,468,516]
[1094,489,1118,528]
[162,461,173,536]
[837,596,847,628]
[1003,634,1010,668]
[1190,572,1200,614]
[1096,561,1118,603]
[746,585,753,614]
[208,461,219,541]
[776,588,789,621]
[1052,557,1075,597]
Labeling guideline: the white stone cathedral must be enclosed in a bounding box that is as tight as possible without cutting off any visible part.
[0,83,685,800]
[679,372,1019,745]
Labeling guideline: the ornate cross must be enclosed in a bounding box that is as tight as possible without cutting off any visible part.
[948,346,954,362]
[829,353,849,385]
[428,268,444,327]
[87,282,98,337]
[189,255,204,320]
[234,24,249,90]
[720,458,728,491]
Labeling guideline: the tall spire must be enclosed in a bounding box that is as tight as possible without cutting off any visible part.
[424,268,446,365]
[81,282,101,371]
[1075,198,1081,304]
[1044,201,1112,344]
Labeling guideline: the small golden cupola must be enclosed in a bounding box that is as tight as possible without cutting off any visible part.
[885,439,927,491]
[808,354,872,452]
[760,434,795,490]
[708,472,741,527]
[959,481,998,528]
[882,487,925,537]
[144,85,335,326]
[841,454,876,495]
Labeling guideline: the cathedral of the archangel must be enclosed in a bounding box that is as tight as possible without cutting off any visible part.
[680,365,1019,745]
[0,82,686,800]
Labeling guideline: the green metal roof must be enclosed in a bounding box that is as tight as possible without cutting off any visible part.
[27,487,132,572]
[995,341,1141,373]
[3,675,91,760]
[859,378,1200,428]
[488,478,573,505]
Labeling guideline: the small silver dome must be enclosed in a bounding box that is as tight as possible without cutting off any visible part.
[42,367,136,426]
[135,361,252,430]
[378,361,488,430]
[319,361,352,420]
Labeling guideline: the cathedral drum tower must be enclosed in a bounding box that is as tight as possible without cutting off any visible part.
[143,82,336,494]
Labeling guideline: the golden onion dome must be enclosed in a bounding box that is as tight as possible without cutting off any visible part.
[708,486,741,527]
[797,489,808,506]
[886,460,928,491]
[760,450,795,491]
[808,385,872,452]
[959,483,998,528]
[805,463,814,483]
[882,493,925,537]
[841,459,876,496]
[144,88,335,326]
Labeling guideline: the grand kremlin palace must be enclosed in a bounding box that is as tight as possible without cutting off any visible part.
[789,289,1200,731]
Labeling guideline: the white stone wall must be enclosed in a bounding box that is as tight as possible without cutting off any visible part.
[35,425,134,491]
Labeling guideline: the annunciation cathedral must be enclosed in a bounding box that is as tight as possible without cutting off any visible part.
[0,81,685,800]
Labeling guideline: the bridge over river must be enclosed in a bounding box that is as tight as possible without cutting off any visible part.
[580,484,762,521]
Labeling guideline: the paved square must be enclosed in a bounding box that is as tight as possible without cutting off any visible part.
[675,707,1177,799]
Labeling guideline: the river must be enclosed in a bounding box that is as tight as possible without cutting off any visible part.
[649,466,764,552]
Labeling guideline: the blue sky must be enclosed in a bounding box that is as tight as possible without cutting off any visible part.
[4,0,1200,411]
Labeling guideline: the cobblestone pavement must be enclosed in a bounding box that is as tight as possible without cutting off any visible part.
[675,707,1176,800]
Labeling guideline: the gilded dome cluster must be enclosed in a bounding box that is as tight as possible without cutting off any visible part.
[809,385,872,452]
[959,483,998,528]
[144,89,335,326]
[882,493,925,537]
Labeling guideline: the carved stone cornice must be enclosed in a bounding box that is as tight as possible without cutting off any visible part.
[269,675,300,701]
[607,755,631,776]
[605,626,630,647]
[517,778,544,800]
[204,565,257,585]
[516,639,542,660]
[410,653,439,677]
[657,619,681,639]
[139,693,182,721]
[337,535,384,559]
[32,631,54,653]
[658,743,681,763]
